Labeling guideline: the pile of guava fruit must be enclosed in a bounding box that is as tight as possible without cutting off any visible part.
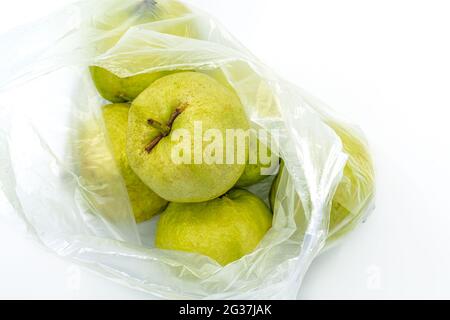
[79,0,374,266]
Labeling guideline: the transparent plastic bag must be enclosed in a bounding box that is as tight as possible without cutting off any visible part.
[0,0,375,299]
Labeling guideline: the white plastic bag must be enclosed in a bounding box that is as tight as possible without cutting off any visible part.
[0,0,375,299]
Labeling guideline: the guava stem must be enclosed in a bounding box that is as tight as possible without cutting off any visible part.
[145,134,164,153]
[147,119,171,136]
[167,103,188,128]
[145,103,188,154]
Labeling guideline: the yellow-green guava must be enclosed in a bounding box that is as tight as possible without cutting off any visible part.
[155,189,273,265]
[127,72,250,203]
[270,125,375,242]
[90,0,192,103]
[90,67,172,103]
[236,139,276,187]
[79,103,168,223]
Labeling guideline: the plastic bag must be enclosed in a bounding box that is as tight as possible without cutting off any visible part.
[0,0,375,299]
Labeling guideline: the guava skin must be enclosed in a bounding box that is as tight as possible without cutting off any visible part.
[155,189,273,266]
[127,72,250,203]
[80,103,168,223]
[236,162,268,187]
[236,142,275,187]
[92,0,191,53]
[270,126,374,242]
[90,66,172,103]
[89,0,192,103]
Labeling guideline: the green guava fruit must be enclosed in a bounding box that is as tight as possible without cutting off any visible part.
[90,66,172,103]
[90,0,193,103]
[94,0,190,30]
[270,125,375,242]
[93,0,191,52]
[79,103,168,223]
[155,189,273,265]
[236,162,267,187]
[236,138,277,187]
[127,72,250,203]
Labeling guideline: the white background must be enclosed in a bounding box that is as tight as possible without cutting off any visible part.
[1,0,450,299]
